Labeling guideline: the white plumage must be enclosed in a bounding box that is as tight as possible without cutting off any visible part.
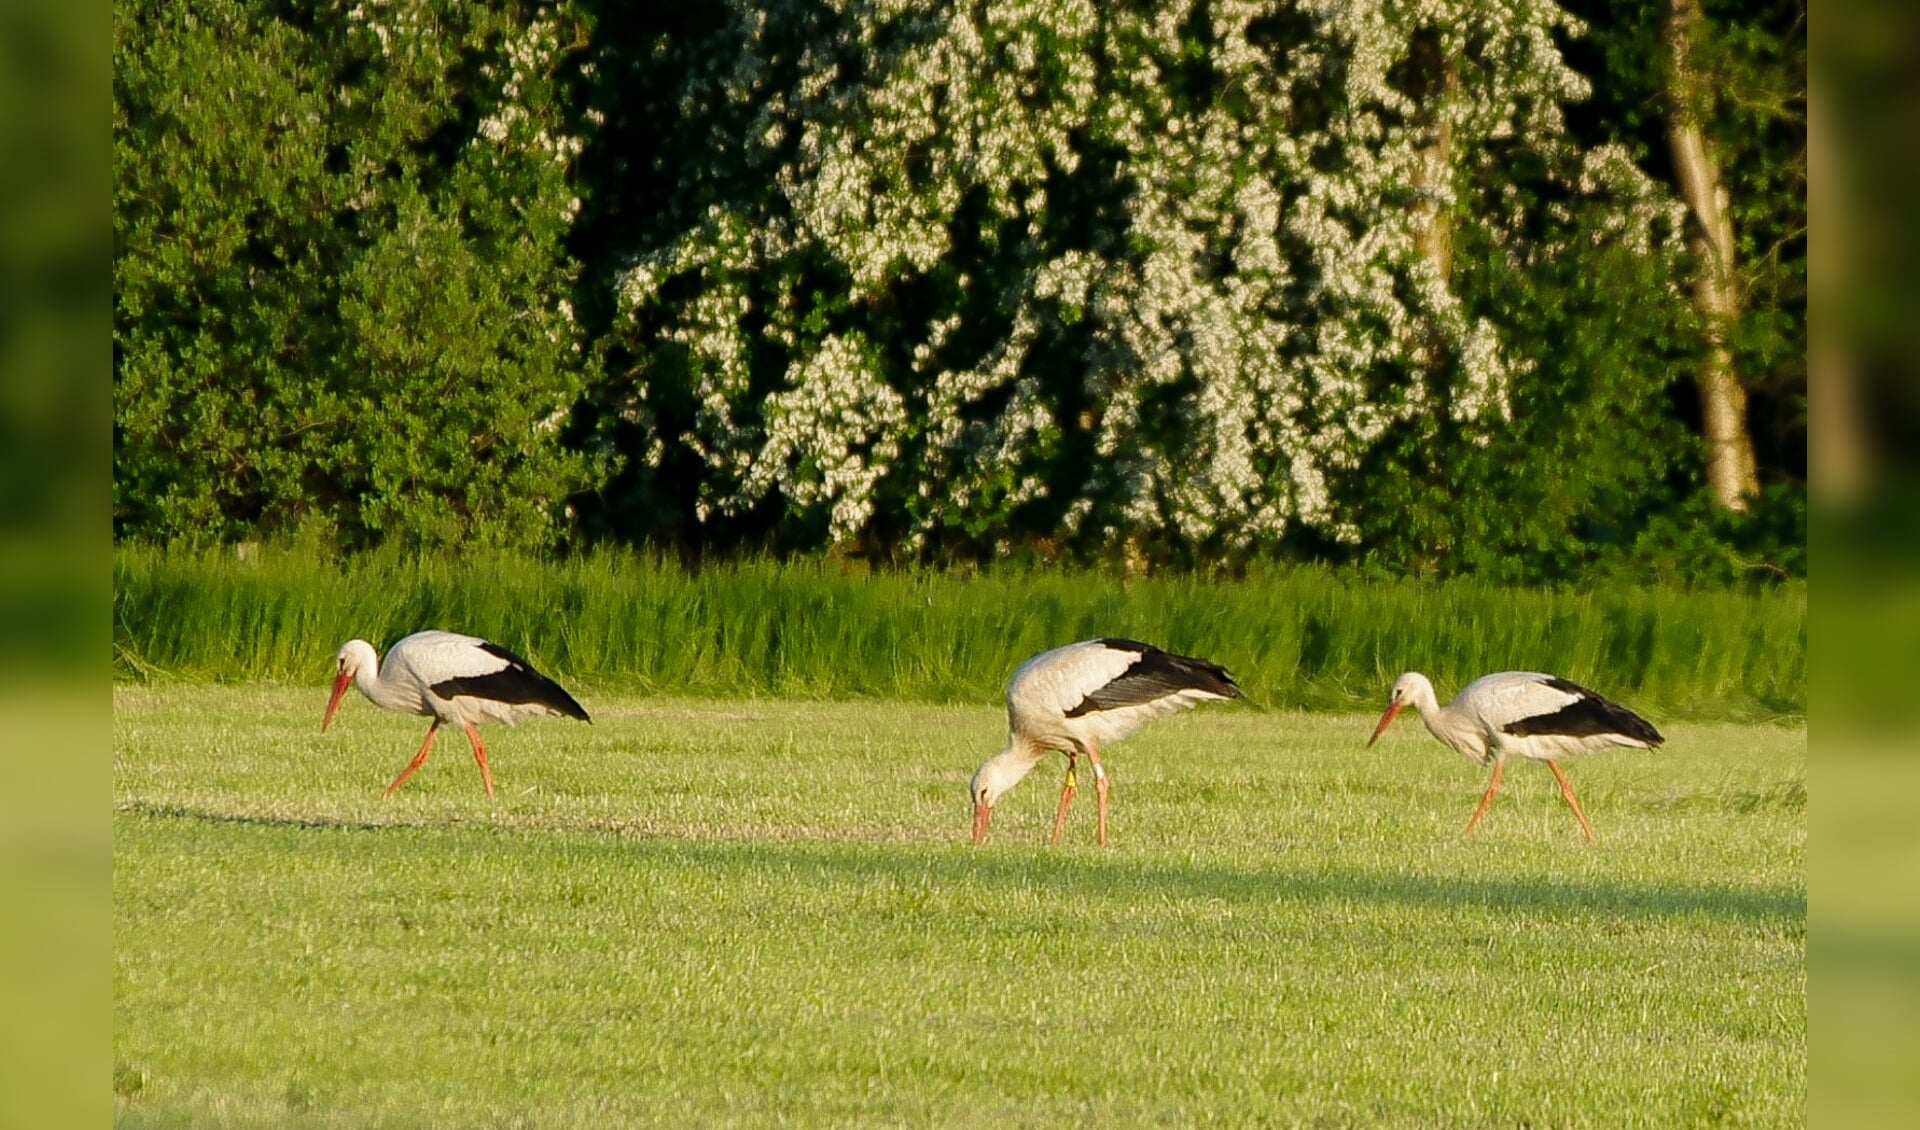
[970,639,1242,845]
[323,630,590,799]
[1368,670,1664,840]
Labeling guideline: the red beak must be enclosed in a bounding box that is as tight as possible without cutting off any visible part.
[1367,701,1404,747]
[322,670,352,732]
[972,802,991,845]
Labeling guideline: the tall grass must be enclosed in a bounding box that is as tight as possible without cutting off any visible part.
[112,544,1805,718]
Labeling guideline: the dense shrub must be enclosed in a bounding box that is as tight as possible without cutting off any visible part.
[114,0,591,549]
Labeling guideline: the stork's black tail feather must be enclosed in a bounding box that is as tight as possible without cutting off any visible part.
[430,641,592,722]
[1507,677,1662,746]
[1064,639,1244,717]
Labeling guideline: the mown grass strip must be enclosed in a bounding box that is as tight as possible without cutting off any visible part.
[113,688,1804,1129]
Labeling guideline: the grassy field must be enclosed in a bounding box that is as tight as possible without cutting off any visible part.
[114,685,1805,1128]
[113,545,1806,719]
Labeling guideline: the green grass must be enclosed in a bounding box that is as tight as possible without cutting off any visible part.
[113,544,1806,719]
[115,685,1805,1128]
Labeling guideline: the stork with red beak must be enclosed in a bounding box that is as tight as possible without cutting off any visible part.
[322,630,590,798]
[1368,670,1663,840]
[970,639,1242,845]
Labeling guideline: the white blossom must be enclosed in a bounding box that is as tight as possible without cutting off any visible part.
[608,0,1672,553]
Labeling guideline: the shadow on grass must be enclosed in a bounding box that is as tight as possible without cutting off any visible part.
[119,801,400,834]
[119,800,1803,927]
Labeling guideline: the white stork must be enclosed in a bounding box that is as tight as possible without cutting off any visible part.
[970,638,1243,846]
[1367,670,1664,840]
[322,630,590,799]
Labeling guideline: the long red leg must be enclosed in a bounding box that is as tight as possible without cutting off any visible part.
[462,722,497,800]
[1462,758,1505,836]
[1547,760,1596,841]
[385,721,441,797]
[1050,753,1079,845]
[1085,744,1110,847]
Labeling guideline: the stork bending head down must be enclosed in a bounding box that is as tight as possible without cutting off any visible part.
[971,638,1242,846]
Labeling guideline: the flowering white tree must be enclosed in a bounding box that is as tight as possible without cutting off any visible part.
[600,0,1678,560]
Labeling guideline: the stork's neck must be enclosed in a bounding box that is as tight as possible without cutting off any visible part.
[354,650,419,714]
[976,735,1048,804]
[990,735,1048,774]
[1407,679,1486,760]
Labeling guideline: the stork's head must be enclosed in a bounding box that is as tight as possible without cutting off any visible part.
[323,639,378,732]
[1368,671,1433,747]
[969,742,1040,845]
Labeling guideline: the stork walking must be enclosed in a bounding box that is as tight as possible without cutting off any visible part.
[1367,671,1663,840]
[322,631,590,799]
[970,639,1242,846]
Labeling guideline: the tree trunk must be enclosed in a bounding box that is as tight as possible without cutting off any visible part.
[1410,33,1456,289]
[1666,0,1759,510]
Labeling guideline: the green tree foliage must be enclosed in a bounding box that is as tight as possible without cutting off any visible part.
[575,0,1752,575]
[112,0,1805,581]
[113,0,591,549]
[1562,0,1806,486]
[1346,220,1700,582]
[1711,2,1808,484]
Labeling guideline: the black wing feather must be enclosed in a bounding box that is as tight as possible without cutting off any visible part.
[1503,677,1661,745]
[1064,642,1242,717]
[430,641,591,721]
